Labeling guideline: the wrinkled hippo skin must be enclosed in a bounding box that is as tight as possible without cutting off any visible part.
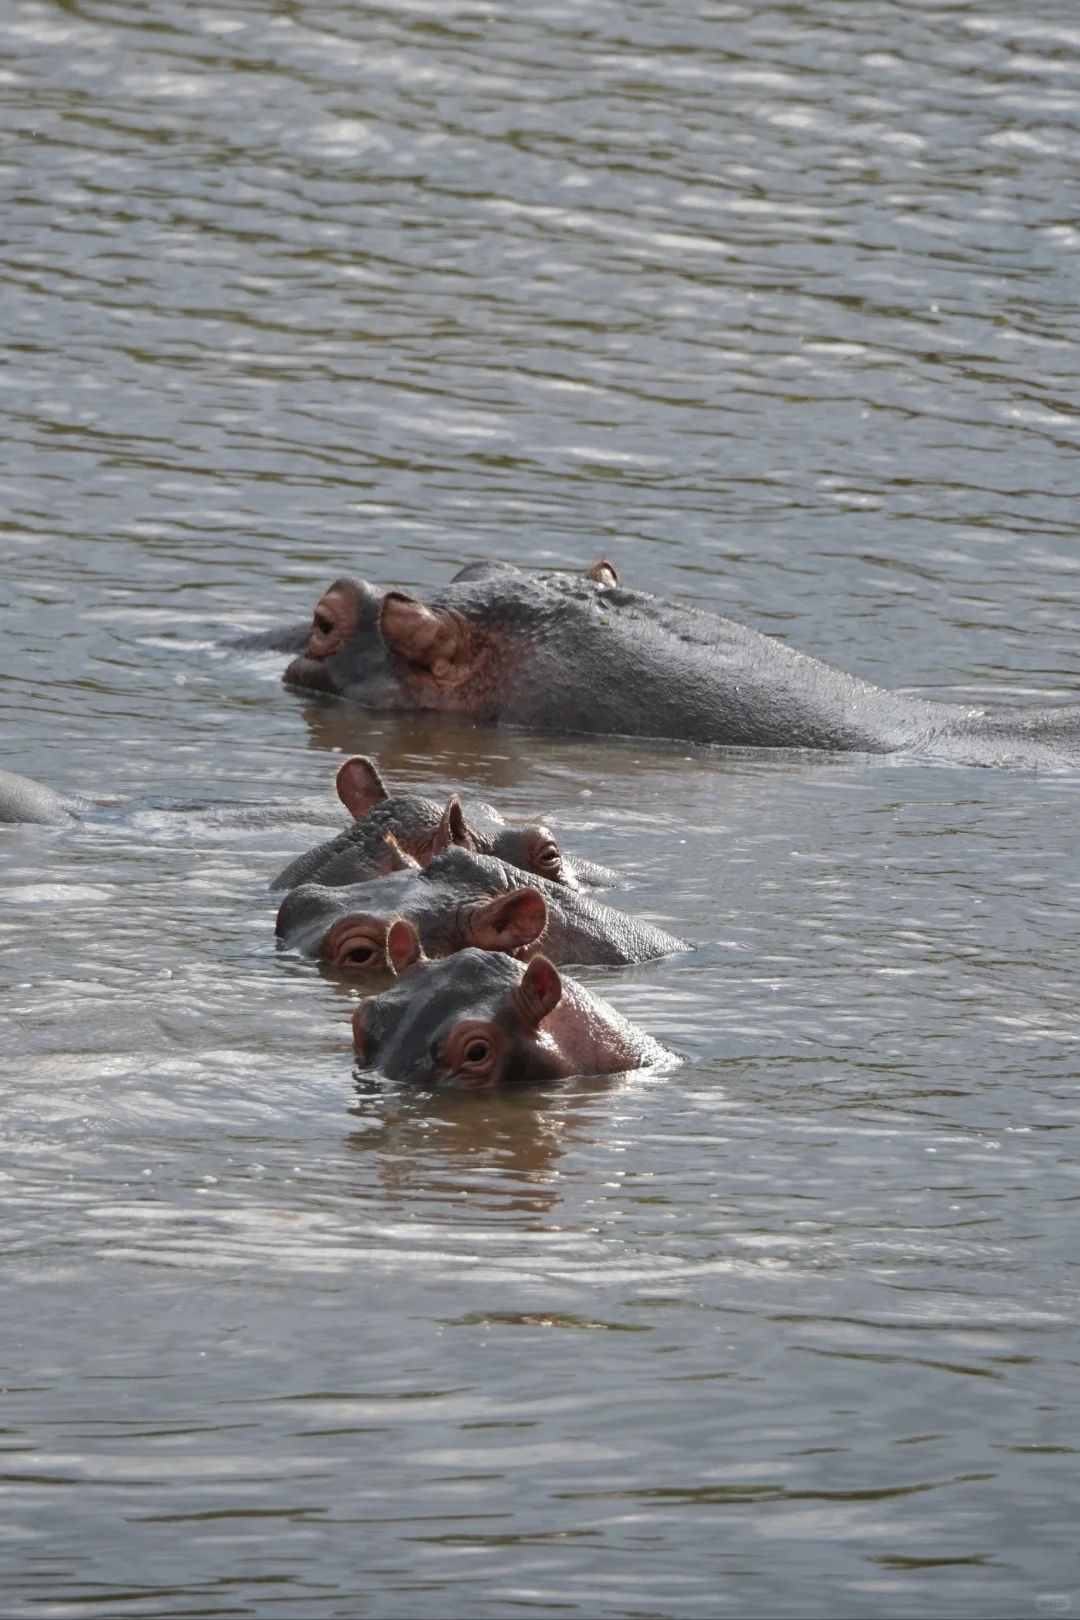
[275,844,688,969]
[0,770,94,826]
[353,935,670,1086]
[270,754,618,892]
[283,559,1080,767]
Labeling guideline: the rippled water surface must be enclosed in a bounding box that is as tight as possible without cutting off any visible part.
[3,1,1080,1614]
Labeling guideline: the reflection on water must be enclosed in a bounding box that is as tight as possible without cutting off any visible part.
[348,1073,626,1216]
[2,0,1080,1614]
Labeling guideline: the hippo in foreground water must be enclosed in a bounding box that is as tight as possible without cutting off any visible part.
[270,754,617,891]
[281,560,1080,768]
[353,929,671,1086]
[276,844,688,969]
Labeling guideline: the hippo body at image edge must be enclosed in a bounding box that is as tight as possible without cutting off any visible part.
[0,770,94,826]
[275,844,689,969]
[353,943,672,1087]
[282,561,1080,768]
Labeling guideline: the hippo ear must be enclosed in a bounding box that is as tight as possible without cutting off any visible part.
[430,795,476,857]
[387,917,425,977]
[380,593,470,683]
[515,955,562,1027]
[585,559,618,587]
[336,756,389,819]
[468,887,548,953]
[383,833,421,872]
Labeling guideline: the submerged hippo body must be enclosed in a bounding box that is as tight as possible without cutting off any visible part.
[0,770,94,826]
[283,561,1080,767]
[353,940,670,1086]
[276,844,688,969]
[270,755,617,892]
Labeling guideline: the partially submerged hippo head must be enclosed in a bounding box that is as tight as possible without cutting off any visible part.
[284,576,403,706]
[275,844,688,970]
[352,927,666,1087]
[283,558,623,729]
[270,754,589,891]
[306,878,547,975]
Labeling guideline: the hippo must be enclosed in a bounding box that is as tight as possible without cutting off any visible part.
[270,754,618,892]
[0,770,94,826]
[275,843,688,969]
[280,559,1080,768]
[352,927,671,1086]
[0,770,351,833]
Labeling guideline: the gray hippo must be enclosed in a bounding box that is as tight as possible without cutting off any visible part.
[270,754,617,891]
[353,929,671,1086]
[276,844,688,970]
[280,559,1080,767]
[0,770,94,825]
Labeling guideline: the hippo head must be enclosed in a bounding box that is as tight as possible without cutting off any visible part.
[332,756,574,885]
[352,931,567,1087]
[283,567,505,711]
[277,867,550,972]
[485,820,570,886]
[284,558,620,718]
[271,749,580,892]
[284,577,401,702]
[419,793,571,887]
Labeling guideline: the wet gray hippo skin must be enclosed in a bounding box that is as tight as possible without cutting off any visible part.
[0,770,93,826]
[283,560,1080,767]
[270,755,617,892]
[275,844,688,970]
[353,934,669,1086]
[0,771,350,832]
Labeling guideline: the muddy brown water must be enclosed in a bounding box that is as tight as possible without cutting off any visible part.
[2,2,1080,1615]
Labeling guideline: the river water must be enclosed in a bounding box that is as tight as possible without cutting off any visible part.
[2,1,1079,1615]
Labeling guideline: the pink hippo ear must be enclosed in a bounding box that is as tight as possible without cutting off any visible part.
[468,887,548,953]
[379,593,471,684]
[387,917,425,977]
[382,833,421,873]
[430,795,476,857]
[515,955,562,1027]
[336,755,389,819]
[585,558,618,587]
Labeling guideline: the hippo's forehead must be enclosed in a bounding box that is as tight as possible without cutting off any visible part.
[449,560,521,585]
[439,565,614,626]
[363,949,521,1078]
[277,871,414,950]
[419,843,522,892]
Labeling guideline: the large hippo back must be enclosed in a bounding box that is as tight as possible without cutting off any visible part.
[430,567,925,750]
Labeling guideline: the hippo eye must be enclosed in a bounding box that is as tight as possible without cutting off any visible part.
[534,841,561,872]
[465,1040,489,1064]
[345,945,374,965]
[314,611,334,635]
